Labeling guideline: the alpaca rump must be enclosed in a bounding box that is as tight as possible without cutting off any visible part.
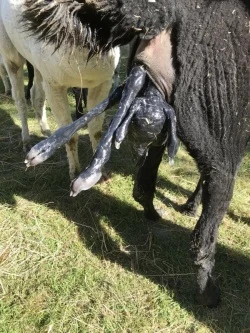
[165,0,249,307]
[112,0,250,307]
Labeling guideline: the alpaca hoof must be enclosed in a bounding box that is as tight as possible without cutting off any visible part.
[195,280,221,308]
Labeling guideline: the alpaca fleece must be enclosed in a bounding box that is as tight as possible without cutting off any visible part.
[22,0,175,55]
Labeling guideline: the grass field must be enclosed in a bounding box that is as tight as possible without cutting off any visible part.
[0,55,250,332]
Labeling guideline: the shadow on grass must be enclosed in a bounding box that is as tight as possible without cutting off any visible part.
[45,190,250,333]
[1,108,250,332]
[227,210,250,225]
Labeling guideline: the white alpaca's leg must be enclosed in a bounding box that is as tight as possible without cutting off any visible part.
[31,68,51,137]
[0,61,11,95]
[43,81,80,179]
[87,80,113,151]
[4,57,31,151]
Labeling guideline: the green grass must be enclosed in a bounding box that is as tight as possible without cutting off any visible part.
[0,57,250,332]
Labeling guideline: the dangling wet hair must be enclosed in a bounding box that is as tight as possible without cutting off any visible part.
[21,0,175,56]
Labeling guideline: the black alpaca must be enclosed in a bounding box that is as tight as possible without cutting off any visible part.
[23,0,250,307]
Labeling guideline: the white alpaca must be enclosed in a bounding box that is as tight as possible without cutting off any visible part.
[0,55,11,95]
[0,0,120,179]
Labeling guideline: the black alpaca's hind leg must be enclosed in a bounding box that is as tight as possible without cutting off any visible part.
[82,88,88,108]
[73,87,84,119]
[25,61,34,101]
[181,176,203,216]
[191,169,236,307]
[133,144,166,221]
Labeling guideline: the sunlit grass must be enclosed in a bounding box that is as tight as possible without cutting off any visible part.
[0,58,249,332]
